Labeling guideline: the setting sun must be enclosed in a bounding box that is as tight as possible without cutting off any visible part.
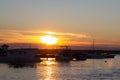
[40,35,58,45]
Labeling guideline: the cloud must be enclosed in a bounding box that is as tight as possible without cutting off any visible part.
[0,29,91,38]
[0,29,91,44]
[45,31,91,39]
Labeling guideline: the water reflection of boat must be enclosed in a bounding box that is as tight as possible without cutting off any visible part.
[0,48,42,63]
[55,46,73,61]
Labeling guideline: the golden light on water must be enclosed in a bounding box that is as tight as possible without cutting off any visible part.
[36,60,58,80]
[40,35,58,45]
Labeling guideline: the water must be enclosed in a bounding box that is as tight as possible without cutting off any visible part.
[0,55,120,80]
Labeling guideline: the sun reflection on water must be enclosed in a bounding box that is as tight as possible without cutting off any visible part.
[36,58,58,80]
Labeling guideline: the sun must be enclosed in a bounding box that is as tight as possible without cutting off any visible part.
[40,35,58,45]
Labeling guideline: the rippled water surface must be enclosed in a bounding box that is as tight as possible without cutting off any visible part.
[0,55,120,80]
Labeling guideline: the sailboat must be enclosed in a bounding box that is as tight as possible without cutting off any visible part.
[87,40,115,59]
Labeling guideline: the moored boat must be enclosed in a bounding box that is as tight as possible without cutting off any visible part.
[55,46,73,61]
[87,53,115,59]
[0,48,42,63]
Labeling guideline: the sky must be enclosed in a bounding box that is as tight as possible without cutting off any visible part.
[0,0,120,48]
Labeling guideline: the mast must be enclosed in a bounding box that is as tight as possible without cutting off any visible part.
[93,39,95,50]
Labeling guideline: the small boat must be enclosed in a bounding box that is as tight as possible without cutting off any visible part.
[55,46,73,61]
[87,53,104,59]
[102,53,115,58]
[87,53,115,59]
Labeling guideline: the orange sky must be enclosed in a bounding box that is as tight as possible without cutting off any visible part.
[0,0,120,49]
[0,30,119,48]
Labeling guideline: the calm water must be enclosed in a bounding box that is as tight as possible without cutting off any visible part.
[0,55,120,80]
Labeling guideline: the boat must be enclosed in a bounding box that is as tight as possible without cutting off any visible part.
[87,40,115,59]
[87,53,115,59]
[0,48,42,63]
[55,46,73,61]
[101,53,115,58]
